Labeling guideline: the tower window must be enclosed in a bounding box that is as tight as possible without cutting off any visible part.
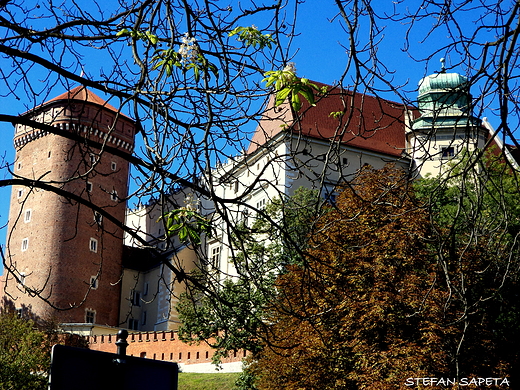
[17,189,23,198]
[441,146,455,158]
[90,276,98,290]
[24,209,32,223]
[94,211,103,224]
[111,161,117,171]
[86,181,93,192]
[21,238,29,252]
[17,162,22,170]
[85,309,96,324]
[89,238,98,253]
[18,273,26,287]
[111,190,118,202]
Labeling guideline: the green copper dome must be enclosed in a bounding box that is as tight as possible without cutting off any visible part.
[418,72,469,96]
[412,68,480,130]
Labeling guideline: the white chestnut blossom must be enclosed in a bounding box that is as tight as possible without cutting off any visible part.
[178,33,199,63]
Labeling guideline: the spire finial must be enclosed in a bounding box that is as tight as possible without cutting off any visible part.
[440,57,446,73]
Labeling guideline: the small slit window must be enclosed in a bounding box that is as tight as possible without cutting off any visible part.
[24,209,32,223]
[89,238,98,253]
[21,238,29,252]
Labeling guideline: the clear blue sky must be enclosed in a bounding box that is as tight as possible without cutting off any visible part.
[0,1,497,257]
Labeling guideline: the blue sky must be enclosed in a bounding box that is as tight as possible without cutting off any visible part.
[0,1,497,255]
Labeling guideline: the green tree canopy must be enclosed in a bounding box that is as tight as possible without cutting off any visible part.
[176,187,322,363]
[0,309,50,390]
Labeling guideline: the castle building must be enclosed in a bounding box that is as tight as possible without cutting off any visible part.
[2,67,512,335]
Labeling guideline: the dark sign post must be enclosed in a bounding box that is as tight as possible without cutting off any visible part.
[48,330,178,390]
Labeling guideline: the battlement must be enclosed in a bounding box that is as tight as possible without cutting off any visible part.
[88,331,248,367]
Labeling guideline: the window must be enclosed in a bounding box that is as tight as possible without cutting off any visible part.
[18,273,26,286]
[24,209,32,223]
[111,161,117,171]
[89,238,98,253]
[48,151,51,159]
[441,146,455,158]
[17,162,22,170]
[21,238,29,252]
[90,276,98,290]
[94,211,103,225]
[17,189,23,199]
[89,153,97,164]
[111,190,118,202]
[85,310,96,324]
[210,246,221,270]
[86,181,93,192]
[129,318,139,330]
[131,290,141,306]
[256,198,266,210]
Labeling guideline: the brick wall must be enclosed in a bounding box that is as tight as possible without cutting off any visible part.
[88,331,247,366]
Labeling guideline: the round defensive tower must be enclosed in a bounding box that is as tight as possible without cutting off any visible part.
[2,86,135,327]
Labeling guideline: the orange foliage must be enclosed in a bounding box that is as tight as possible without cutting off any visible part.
[250,166,476,389]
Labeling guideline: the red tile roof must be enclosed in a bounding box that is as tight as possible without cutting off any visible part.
[248,82,408,157]
[44,86,122,113]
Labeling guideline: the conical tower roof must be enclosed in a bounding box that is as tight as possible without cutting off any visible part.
[41,86,126,116]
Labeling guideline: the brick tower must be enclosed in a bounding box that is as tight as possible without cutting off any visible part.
[1,86,135,327]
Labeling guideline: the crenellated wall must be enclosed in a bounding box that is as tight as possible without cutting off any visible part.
[88,331,247,368]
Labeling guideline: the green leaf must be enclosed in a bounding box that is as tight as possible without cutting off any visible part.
[116,28,130,37]
[275,87,292,106]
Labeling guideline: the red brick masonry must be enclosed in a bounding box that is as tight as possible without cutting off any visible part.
[88,331,247,365]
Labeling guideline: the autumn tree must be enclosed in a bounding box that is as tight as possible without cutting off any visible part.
[250,164,519,390]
